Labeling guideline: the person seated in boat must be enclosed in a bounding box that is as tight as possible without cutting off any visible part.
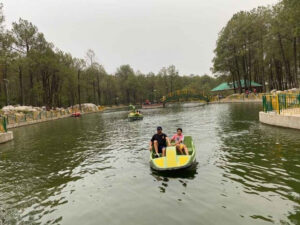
[171,128,189,155]
[149,126,170,158]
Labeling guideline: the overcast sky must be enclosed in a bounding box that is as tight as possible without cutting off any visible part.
[2,0,277,75]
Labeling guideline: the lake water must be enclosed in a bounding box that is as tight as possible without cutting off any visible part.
[0,103,299,225]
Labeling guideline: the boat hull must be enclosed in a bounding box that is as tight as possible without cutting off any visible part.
[149,136,196,171]
[150,156,196,171]
[128,116,143,121]
[128,112,143,121]
[71,112,81,117]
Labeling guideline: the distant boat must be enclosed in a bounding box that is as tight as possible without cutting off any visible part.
[142,99,164,109]
[71,112,81,117]
[128,112,143,121]
[150,136,196,171]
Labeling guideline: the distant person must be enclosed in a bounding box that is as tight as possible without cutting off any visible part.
[245,90,249,98]
[149,126,170,158]
[253,88,257,95]
[171,128,189,155]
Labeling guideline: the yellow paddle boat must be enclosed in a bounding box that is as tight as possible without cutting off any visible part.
[150,136,196,171]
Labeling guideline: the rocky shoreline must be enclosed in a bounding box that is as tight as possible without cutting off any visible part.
[0,104,104,130]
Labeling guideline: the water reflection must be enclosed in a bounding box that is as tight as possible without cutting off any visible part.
[0,114,114,224]
[216,103,300,224]
[0,103,299,225]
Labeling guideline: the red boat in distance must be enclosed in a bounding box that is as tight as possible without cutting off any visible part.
[142,99,164,109]
[71,112,81,117]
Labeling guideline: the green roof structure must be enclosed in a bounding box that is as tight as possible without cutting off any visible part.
[211,80,262,92]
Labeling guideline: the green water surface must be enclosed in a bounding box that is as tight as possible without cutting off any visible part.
[0,103,299,225]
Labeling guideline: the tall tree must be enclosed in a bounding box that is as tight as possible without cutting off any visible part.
[12,18,39,105]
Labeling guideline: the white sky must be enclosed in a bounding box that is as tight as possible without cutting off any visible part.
[2,0,277,75]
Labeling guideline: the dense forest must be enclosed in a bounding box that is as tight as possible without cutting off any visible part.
[0,3,223,108]
[0,0,299,108]
[213,0,300,93]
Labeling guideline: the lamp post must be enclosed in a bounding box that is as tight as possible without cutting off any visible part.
[153,89,157,103]
[3,79,9,106]
[265,81,269,93]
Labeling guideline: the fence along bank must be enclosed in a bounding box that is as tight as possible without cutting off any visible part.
[0,116,13,144]
[260,92,300,130]
[0,104,104,129]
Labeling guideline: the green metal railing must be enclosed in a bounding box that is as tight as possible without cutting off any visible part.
[0,116,7,132]
[262,94,300,114]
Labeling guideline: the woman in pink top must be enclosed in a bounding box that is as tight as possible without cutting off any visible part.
[171,128,189,155]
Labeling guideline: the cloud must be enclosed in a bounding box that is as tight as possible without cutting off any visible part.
[2,0,277,75]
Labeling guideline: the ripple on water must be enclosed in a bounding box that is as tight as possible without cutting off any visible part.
[0,103,299,225]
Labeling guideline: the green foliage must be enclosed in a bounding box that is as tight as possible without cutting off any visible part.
[213,0,300,92]
[0,3,4,30]
[0,4,226,107]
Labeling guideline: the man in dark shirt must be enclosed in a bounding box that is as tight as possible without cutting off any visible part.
[149,126,170,157]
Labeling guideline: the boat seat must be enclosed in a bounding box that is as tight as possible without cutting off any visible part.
[177,155,190,165]
[183,136,192,146]
[183,136,193,154]
[166,146,177,167]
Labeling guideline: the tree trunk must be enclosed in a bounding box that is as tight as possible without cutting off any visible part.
[278,33,292,89]
[19,65,24,105]
[93,81,96,104]
[97,74,101,105]
[274,58,283,90]
[248,48,252,91]
[133,90,136,103]
[3,63,9,106]
[242,54,248,90]
[269,60,274,91]
[229,66,237,93]
[29,71,34,105]
[126,90,130,103]
[77,69,81,110]
[49,73,57,108]
[233,46,242,93]
[293,37,298,87]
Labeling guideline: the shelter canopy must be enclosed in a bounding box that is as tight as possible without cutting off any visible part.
[211,80,262,92]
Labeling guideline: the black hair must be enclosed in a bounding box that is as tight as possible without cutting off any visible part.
[177,128,182,132]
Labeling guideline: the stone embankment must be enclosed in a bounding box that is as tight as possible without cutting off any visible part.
[259,89,300,130]
[211,93,262,103]
[0,104,132,143]
[0,131,13,144]
[259,111,300,130]
[0,104,104,129]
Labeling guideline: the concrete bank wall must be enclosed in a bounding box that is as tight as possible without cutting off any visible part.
[6,109,105,129]
[0,131,13,144]
[259,111,300,130]
[4,105,130,130]
[210,100,261,104]
[7,114,71,129]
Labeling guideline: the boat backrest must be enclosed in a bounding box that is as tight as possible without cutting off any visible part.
[183,136,192,147]
[183,136,193,154]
